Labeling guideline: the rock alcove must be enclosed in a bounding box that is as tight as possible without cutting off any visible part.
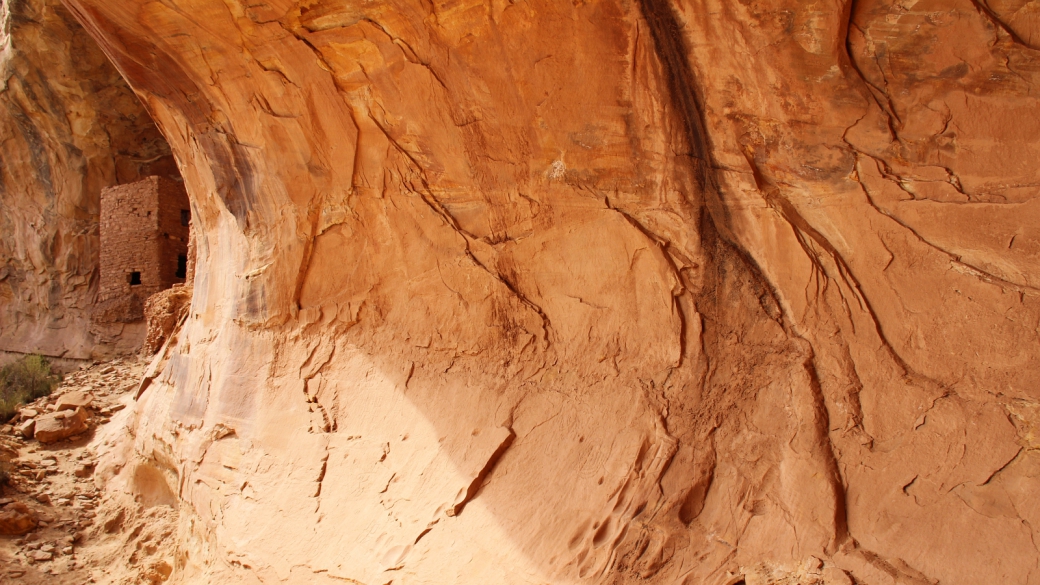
[2,0,1039,583]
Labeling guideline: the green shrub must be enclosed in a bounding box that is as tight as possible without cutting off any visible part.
[0,354,61,423]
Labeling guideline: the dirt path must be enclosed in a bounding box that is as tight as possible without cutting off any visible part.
[0,357,176,584]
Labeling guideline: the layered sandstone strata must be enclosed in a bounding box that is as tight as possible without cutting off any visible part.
[0,0,176,359]
[58,0,1040,584]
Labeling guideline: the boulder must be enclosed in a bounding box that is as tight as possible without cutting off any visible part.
[55,392,93,412]
[0,502,37,535]
[33,408,89,444]
[16,419,35,439]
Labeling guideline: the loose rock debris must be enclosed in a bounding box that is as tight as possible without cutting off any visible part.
[0,358,176,584]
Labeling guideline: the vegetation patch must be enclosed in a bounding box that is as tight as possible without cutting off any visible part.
[0,354,61,422]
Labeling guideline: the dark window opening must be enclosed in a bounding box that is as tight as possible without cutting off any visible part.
[181,209,190,226]
[176,255,187,279]
[129,271,141,286]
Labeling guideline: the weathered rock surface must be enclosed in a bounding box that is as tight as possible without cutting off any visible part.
[38,0,1040,584]
[0,0,176,359]
[142,285,193,356]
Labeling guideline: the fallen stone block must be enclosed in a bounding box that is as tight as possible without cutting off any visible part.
[34,408,89,444]
[30,550,53,561]
[74,463,95,478]
[0,502,38,535]
[100,403,127,416]
[17,419,35,439]
[55,391,93,412]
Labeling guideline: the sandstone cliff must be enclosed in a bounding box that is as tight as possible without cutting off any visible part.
[51,0,1040,583]
[0,0,175,359]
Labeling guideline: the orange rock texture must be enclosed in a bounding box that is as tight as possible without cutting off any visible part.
[0,0,175,359]
[56,0,1040,583]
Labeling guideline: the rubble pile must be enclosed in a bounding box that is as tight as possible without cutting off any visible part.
[0,357,174,583]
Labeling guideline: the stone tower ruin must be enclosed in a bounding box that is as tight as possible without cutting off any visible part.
[97,176,191,310]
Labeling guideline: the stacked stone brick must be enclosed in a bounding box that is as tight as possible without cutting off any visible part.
[96,176,190,323]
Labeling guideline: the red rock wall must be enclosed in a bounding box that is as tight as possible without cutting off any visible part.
[62,0,1040,584]
[0,0,177,359]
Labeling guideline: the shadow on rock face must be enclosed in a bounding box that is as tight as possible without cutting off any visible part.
[132,462,178,509]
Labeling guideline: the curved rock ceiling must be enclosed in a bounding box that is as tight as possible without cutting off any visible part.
[6,0,1040,582]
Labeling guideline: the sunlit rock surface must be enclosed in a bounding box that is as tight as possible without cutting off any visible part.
[43,0,1040,582]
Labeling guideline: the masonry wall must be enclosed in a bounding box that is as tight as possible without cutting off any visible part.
[98,176,190,308]
[156,177,191,288]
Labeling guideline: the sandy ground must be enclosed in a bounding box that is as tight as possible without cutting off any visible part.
[0,357,177,584]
